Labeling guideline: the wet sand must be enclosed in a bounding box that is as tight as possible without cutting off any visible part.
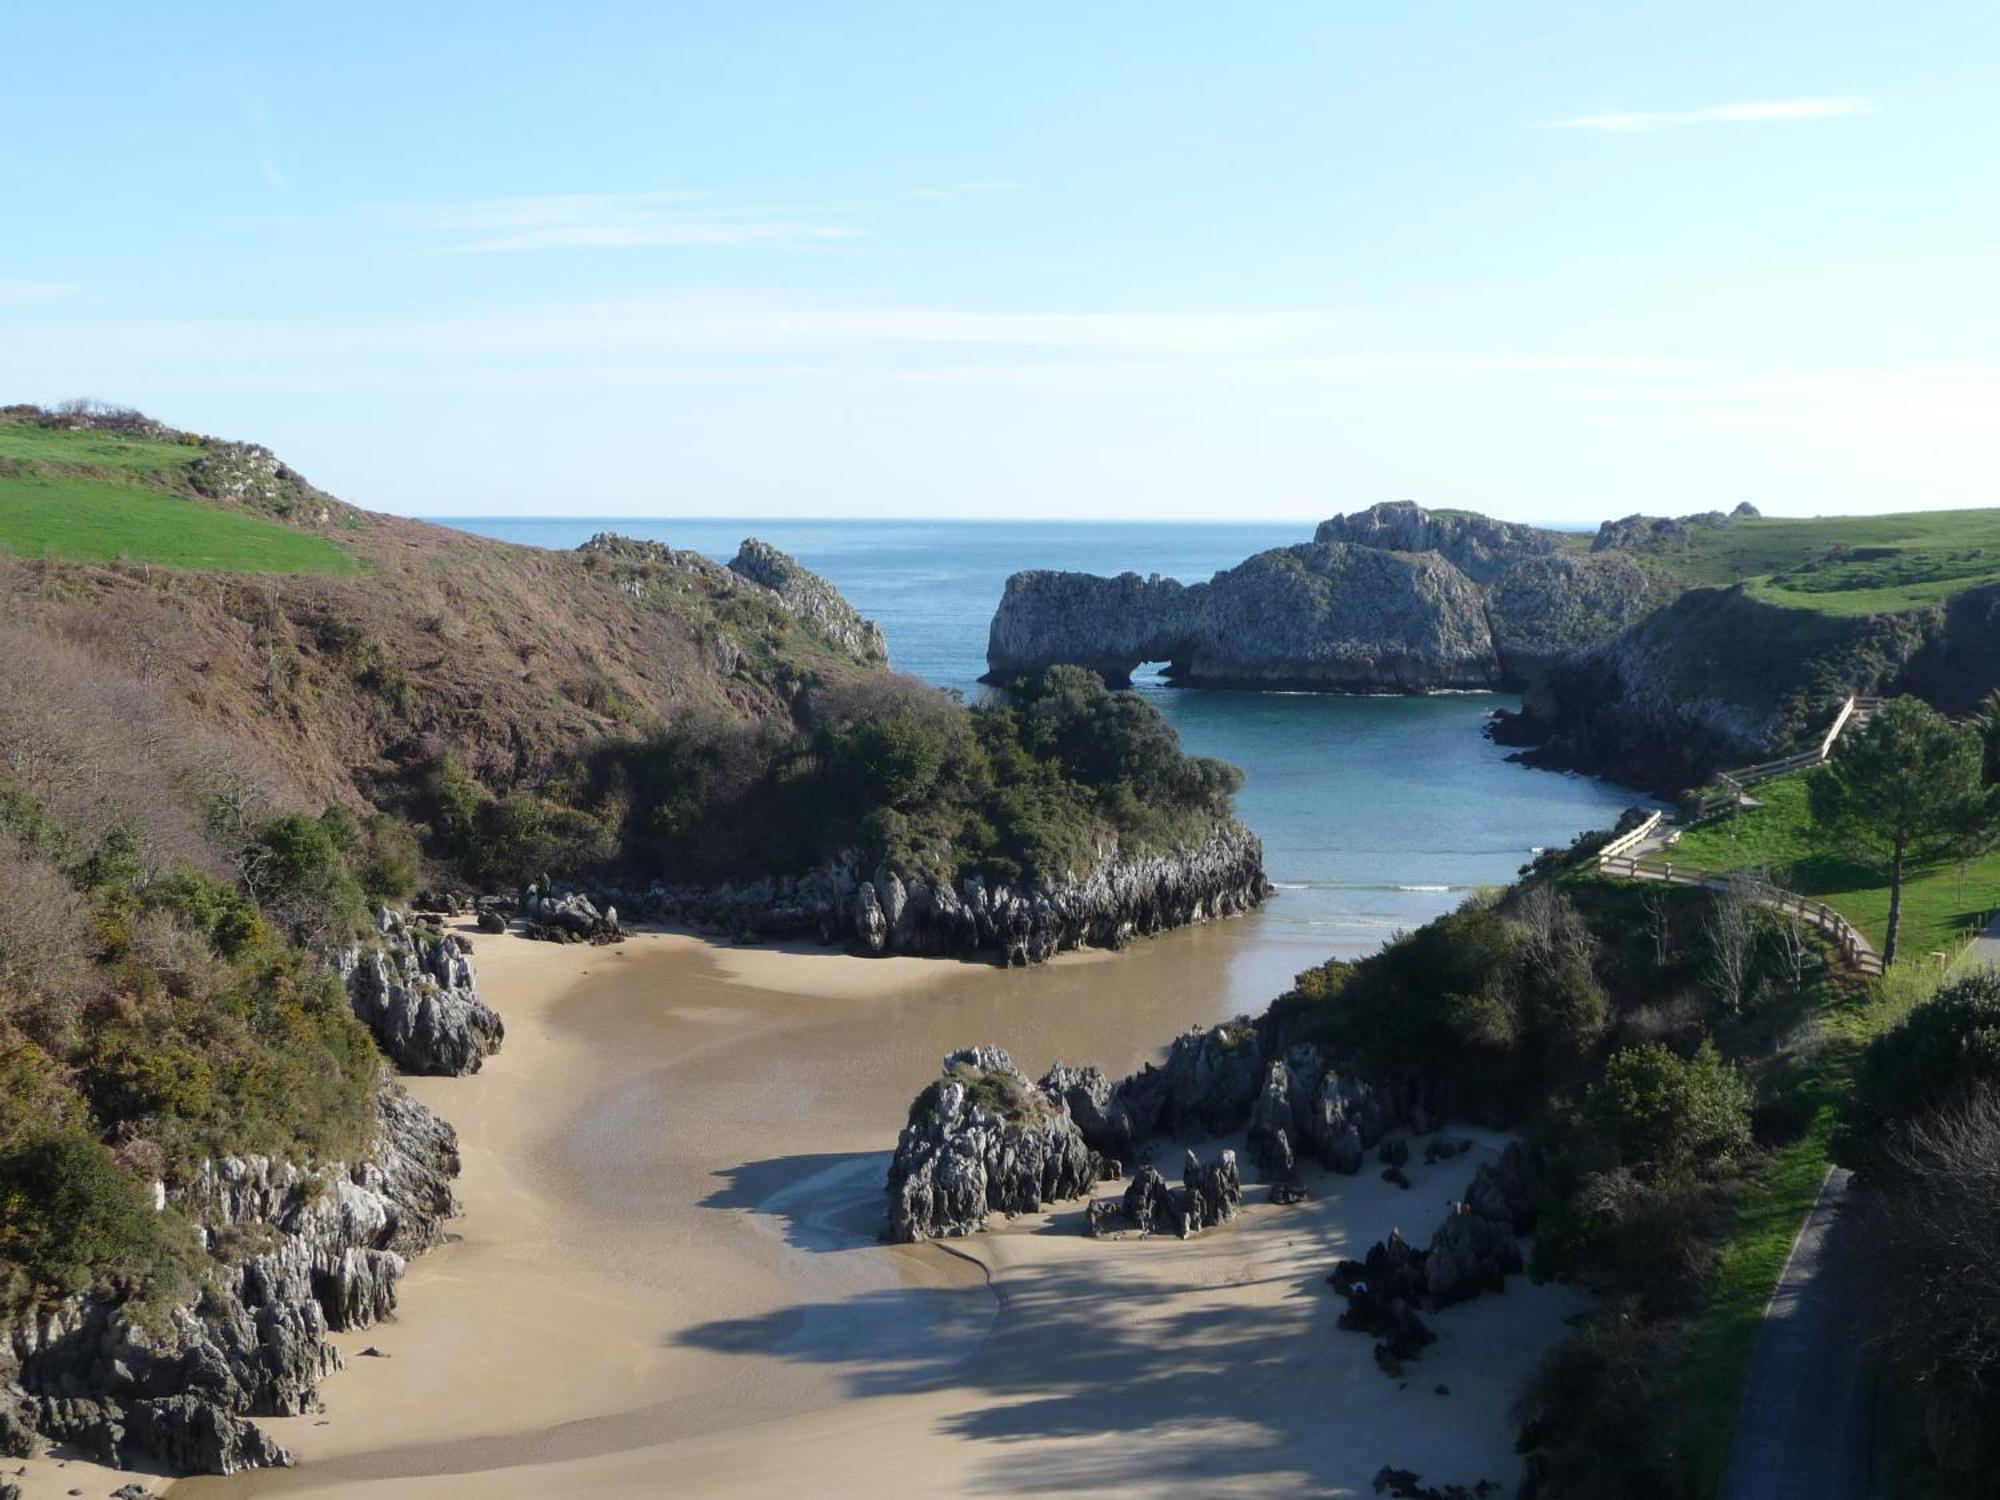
[151,914,1588,1499]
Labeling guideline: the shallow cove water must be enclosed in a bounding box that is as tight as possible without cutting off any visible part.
[454,516,1650,981]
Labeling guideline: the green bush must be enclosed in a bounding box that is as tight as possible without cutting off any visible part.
[570,666,1245,892]
[250,812,368,941]
[143,862,263,957]
[1589,1040,1753,1179]
[0,1126,198,1314]
[1834,969,2000,1171]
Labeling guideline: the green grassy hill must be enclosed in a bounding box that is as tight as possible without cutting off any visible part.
[1672,771,2000,962]
[0,412,356,574]
[1642,509,2000,616]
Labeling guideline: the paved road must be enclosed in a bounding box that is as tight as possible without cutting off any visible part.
[1719,1167,1879,1500]
[1965,910,2000,971]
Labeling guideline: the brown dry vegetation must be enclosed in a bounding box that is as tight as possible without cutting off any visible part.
[0,507,872,815]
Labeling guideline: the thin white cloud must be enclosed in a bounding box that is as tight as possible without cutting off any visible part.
[910,180,1020,201]
[1551,96,1877,133]
[391,190,860,254]
[0,279,80,308]
[258,151,290,192]
[0,299,1357,365]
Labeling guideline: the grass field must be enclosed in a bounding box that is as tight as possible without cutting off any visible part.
[1670,772,2000,961]
[0,470,355,574]
[1647,509,2000,616]
[0,417,205,472]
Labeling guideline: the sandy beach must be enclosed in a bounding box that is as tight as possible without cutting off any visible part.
[142,917,1584,1498]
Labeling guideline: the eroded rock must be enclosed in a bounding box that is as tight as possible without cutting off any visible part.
[338,909,504,1075]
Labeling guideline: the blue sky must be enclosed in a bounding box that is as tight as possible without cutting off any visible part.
[2,2,1996,522]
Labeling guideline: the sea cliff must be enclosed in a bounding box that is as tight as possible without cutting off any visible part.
[985,501,1665,692]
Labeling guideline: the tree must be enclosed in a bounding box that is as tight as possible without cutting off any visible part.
[1858,1088,2000,1478]
[1702,879,1761,1018]
[1978,689,2000,787]
[1833,968,2000,1171]
[1806,696,1991,966]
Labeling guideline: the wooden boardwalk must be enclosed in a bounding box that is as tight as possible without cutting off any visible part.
[1594,698,1887,977]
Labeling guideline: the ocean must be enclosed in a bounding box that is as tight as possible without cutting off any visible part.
[446,517,1650,992]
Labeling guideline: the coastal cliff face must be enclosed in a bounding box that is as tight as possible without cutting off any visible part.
[986,502,1664,693]
[988,540,1502,692]
[1507,584,1964,790]
[0,1085,460,1476]
[576,822,1269,966]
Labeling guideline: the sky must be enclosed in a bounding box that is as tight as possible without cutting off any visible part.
[2,2,1997,523]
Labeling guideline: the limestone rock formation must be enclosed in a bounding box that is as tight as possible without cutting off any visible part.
[1313,500,1559,584]
[886,1049,1097,1243]
[988,540,1500,692]
[1,1085,460,1476]
[1330,1141,1540,1371]
[986,501,1664,693]
[1591,507,1739,554]
[1091,1149,1242,1240]
[583,822,1268,967]
[728,538,889,666]
[338,909,504,1075]
[520,884,623,945]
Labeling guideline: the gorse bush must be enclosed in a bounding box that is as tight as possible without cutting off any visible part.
[0,1125,202,1315]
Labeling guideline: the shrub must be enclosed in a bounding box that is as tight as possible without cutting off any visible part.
[1513,1323,1675,1500]
[1588,1040,1752,1179]
[1859,1086,2000,1480]
[355,813,421,904]
[0,1126,197,1314]
[248,811,367,943]
[1834,969,2000,1172]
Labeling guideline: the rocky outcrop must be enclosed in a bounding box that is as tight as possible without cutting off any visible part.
[1091,1148,1243,1239]
[1483,550,1670,678]
[574,532,887,668]
[728,538,888,665]
[1330,1142,1539,1373]
[986,502,1663,693]
[988,540,1501,692]
[1,1084,459,1476]
[578,822,1267,966]
[520,883,623,945]
[1243,1043,1432,1178]
[890,1017,1438,1247]
[1313,500,1560,585]
[1590,505,1748,554]
[887,1049,1098,1242]
[338,908,503,1075]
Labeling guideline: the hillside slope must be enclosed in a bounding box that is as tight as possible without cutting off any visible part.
[0,403,1266,1480]
[0,405,884,812]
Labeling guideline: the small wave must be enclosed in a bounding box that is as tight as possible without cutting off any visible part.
[1267,880,1470,894]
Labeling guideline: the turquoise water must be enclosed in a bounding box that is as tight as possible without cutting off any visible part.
[448,518,1650,979]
